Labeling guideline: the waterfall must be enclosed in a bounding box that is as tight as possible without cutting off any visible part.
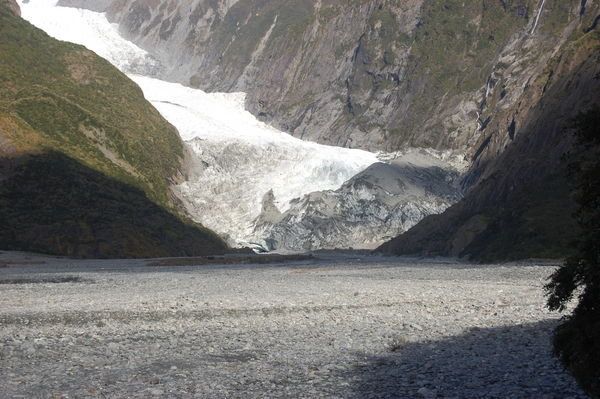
[530,0,547,35]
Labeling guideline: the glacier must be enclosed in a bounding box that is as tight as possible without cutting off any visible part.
[17,0,379,245]
[18,0,465,250]
[130,75,379,244]
[250,149,464,251]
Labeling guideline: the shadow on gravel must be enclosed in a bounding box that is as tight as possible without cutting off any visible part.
[347,320,586,399]
[0,276,89,284]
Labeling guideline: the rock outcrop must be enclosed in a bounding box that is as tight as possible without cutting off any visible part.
[57,0,111,12]
[2,0,19,15]
[250,150,463,251]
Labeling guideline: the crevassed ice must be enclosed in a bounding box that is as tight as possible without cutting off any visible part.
[18,0,160,75]
[18,0,379,245]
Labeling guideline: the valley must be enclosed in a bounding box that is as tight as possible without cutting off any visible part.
[1,1,599,396]
[14,0,599,259]
[0,251,588,398]
[18,0,465,251]
[84,0,600,261]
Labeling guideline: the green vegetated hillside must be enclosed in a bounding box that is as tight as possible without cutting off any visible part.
[0,4,227,258]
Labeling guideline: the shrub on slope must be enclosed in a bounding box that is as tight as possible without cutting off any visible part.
[0,4,226,257]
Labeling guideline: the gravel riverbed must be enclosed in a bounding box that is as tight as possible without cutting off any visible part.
[0,252,587,398]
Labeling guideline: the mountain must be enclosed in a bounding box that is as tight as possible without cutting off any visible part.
[62,0,595,153]
[0,3,227,257]
[379,27,600,261]
[75,0,599,260]
[44,0,599,259]
[380,25,600,261]
[21,0,457,254]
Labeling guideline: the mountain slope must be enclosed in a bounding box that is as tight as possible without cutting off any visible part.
[75,0,595,154]
[379,28,600,261]
[58,0,600,259]
[0,3,227,257]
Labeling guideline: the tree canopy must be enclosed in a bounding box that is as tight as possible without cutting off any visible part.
[545,106,600,398]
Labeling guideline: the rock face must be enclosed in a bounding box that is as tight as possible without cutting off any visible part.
[91,0,590,155]
[57,0,111,12]
[2,0,19,15]
[251,150,464,251]
[379,25,600,261]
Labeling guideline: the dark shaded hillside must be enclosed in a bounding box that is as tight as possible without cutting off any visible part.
[0,153,226,258]
[0,4,227,257]
[378,29,600,261]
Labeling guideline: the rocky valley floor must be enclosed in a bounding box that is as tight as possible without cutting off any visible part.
[0,252,588,398]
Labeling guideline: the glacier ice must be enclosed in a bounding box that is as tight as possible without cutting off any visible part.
[131,75,379,243]
[18,0,162,76]
[250,149,464,251]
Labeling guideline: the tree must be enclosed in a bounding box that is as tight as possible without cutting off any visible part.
[545,107,600,398]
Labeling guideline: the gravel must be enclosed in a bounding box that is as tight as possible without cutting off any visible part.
[0,251,588,398]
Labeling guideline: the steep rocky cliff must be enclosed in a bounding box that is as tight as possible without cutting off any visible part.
[379,26,600,260]
[67,0,594,155]
[0,4,227,257]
